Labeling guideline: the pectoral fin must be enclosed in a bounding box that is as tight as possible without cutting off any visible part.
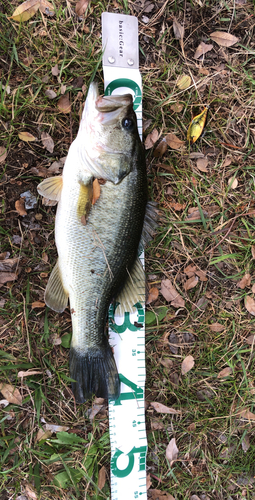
[37,176,63,201]
[115,257,145,315]
[45,260,69,313]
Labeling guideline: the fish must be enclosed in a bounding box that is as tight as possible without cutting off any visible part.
[187,105,209,143]
[37,82,157,403]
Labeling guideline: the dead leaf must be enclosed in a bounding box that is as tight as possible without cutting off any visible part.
[165,133,184,150]
[181,355,195,375]
[189,152,205,159]
[184,276,198,291]
[146,474,152,490]
[195,269,207,281]
[237,408,255,420]
[51,64,59,76]
[177,75,191,90]
[39,0,54,15]
[209,323,225,332]
[0,384,22,405]
[45,89,57,99]
[166,438,179,466]
[251,246,255,259]
[36,428,52,442]
[44,423,69,432]
[160,279,185,308]
[0,257,19,272]
[241,435,250,453]
[146,287,159,305]
[150,402,181,414]
[196,157,208,172]
[98,465,106,490]
[170,103,183,113]
[88,403,104,421]
[143,118,152,132]
[15,199,27,216]
[25,484,37,500]
[245,295,255,316]
[145,129,159,149]
[228,176,238,189]
[172,17,184,40]
[184,264,196,277]
[151,420,164,430]
[41,131,54,153]
[0,147,7,163]
[222,156,232,167]
[48,161,63,173]
[217,367,232,378]
[237,273,251,289]
[11,0,40,22]
[160,358,173,369]
[153,139,167,158]
[210,31,239,47]
[58,94,71,113]
[18,369,43,377]
[18,131,37,142]
[0,272,17,285]
[246,334,255,344]
[92,179,100,205]
[31,301,45,309]
[75,0,89,16]
[149,490,175,500]
[194,42,213,59]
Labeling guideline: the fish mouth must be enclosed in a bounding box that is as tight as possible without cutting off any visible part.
[95,93,133,126]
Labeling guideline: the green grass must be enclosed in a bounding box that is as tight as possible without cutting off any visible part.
[1,0,255,498]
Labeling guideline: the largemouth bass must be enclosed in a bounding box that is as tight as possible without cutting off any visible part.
[38,82,156,403]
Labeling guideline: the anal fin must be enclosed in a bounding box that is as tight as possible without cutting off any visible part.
[45,259,69,312]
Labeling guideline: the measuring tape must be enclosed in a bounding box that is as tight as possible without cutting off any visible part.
[102,13,147,500]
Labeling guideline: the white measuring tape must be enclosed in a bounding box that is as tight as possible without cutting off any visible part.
[102,13,147,500]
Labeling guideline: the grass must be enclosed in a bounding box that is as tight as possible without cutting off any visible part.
[1,0,255,498]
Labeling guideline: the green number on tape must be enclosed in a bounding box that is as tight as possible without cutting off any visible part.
[109,302,144,333]
[111,445,147,478]
[114,374,143,406]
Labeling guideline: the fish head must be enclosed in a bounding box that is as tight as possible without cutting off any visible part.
[78,82,140,184]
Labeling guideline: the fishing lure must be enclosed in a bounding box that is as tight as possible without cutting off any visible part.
[187,105,209,143]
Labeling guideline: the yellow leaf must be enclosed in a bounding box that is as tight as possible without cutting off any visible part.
[177,75,191,90]
[18,131,37,142]
[11,0,40,21]
[187,106,209,143]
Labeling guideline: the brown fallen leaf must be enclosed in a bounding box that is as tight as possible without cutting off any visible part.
[51,64,59,76]
[184,276,198,291]
[18,131,37,142]
[0,147,7,163]
[237,273,251,289]
[210,31,239,47]
[98,465,106,490]
[0,257,19,272]
[196,157,208,172]
[170,103,183,113]
[160,358,173,369]
[145,129,159,149]
[177,75,191,90]
[241,435,250,453]
[11,0,40,21]
[45,89,57,99]
[31,301,45,309]
[168,201,186,211]
[245,295,255,315]
[194,42,213,59]
[217,366,232,378]
[165,133,184,150]
[146,474,152,490]
[36,428,52,442]
[236,408,255,420]
[181,355,195,375]
[75,0,89,16]
[15,198,27,216]
[0,272,17,285]
[222,156,232,167]
[25,484,37,500]
[0,383,22,405]
[149,490,175,500]
[153,139,167,158]
[160,279,185,308]
[57,94,71,113]
[172,17,184,40]
[195,269,207,281]
[39,0,54,15]
[41,131,54,153]
[245,334,255,344]
[150,402,181,414]
[146,287,159,305]
[184,264,196,277]
[166,438,179,466]
[151,420,164,431]
[228,176,238,189]
[209,323,225,332]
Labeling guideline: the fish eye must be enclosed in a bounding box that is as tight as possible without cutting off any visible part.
[122,117,135,131]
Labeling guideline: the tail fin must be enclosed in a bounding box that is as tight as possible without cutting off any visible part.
[70,345,120,404]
